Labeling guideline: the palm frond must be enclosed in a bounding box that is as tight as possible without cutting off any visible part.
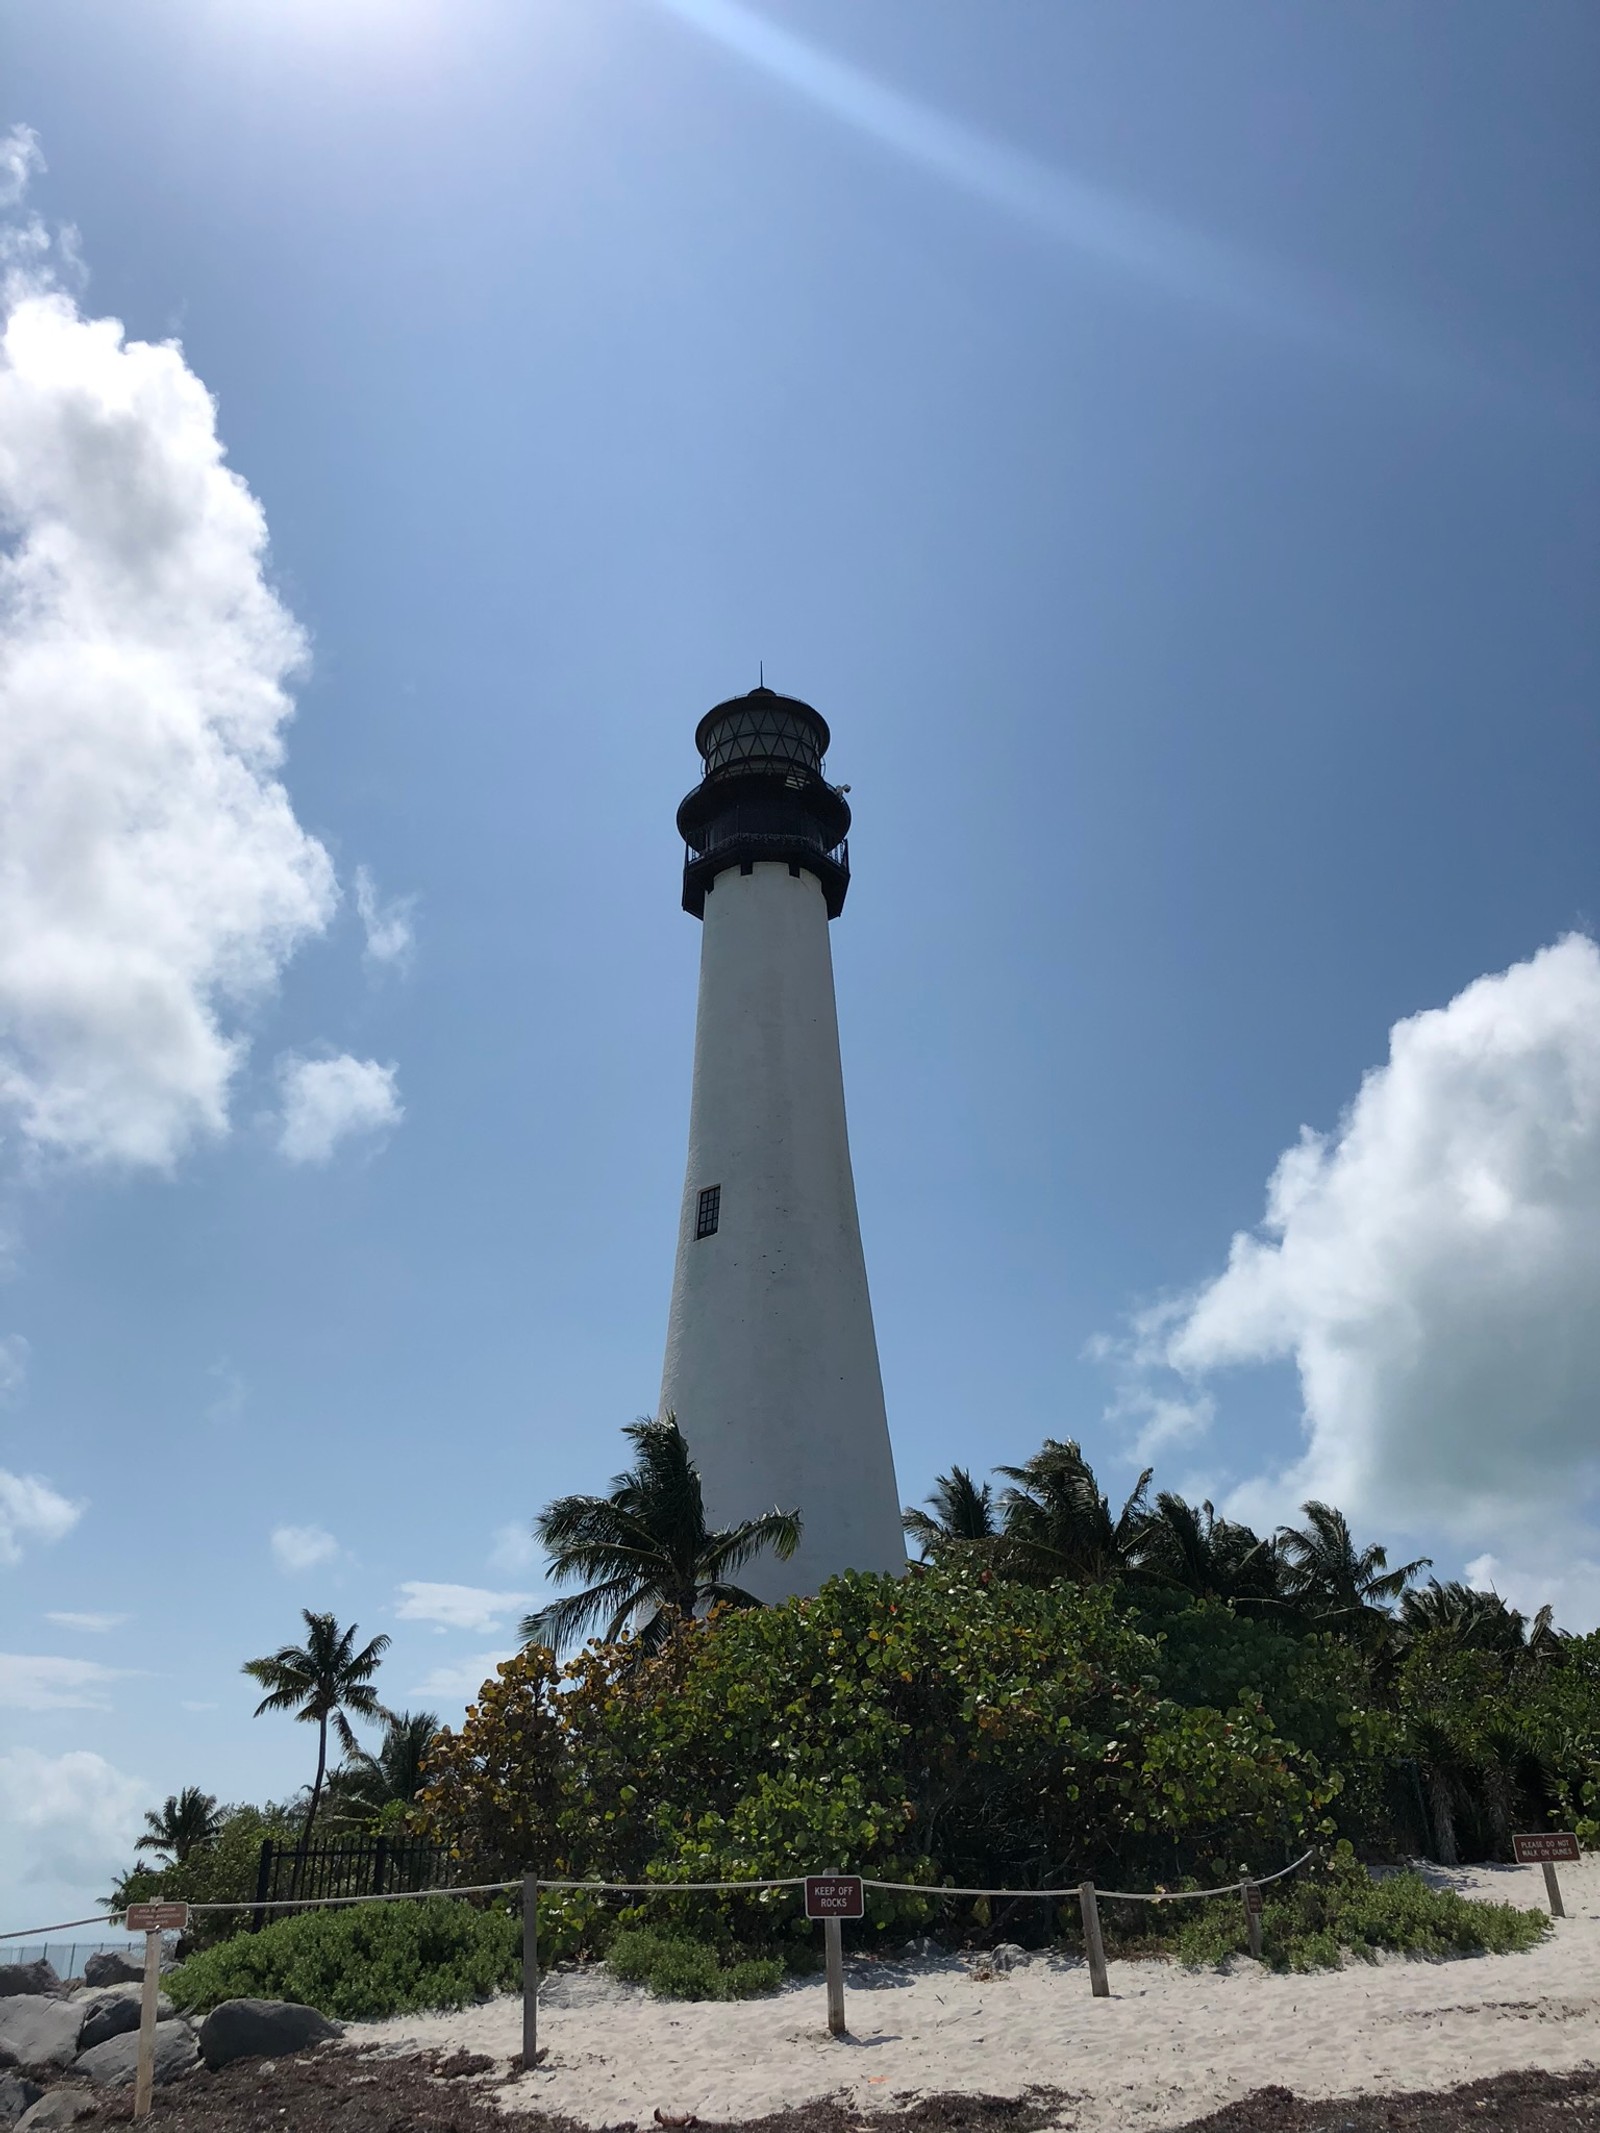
[699,1582,765,1613]
[521,1575,645,1650]
[521,1414,802,1652]
[699,1509,803,1582]
[903,1468,996,1554]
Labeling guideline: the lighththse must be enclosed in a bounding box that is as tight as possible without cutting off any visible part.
[659,686,905,1599]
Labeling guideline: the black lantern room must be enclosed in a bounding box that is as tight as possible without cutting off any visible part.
[677,686,852,918]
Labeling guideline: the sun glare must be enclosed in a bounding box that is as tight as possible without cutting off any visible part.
[200,0,454,72]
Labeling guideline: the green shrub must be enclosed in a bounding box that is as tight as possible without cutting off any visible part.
[166,1896,520,2020]
[606,1927,783,2001]
[412,1565,1594,1962]
[644,1940,724,2000]
[1167,1864,1550,1972]
[724,1956,786,1997]
[424,1569,1338,1953]
[606,1926,673,1984]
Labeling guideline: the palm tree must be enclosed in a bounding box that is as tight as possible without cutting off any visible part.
[1408,1714,1469,1866]
[1131,1492,1283,1608]
[1276,1501,1429,1638]
[1400,1579,1563,1668]
[1475,1720,1533,1857]
[995,1438,1152,1584]
[105,1862,160,1914]
[518,1414,801,1655]
[326,1710,441,1830]
[903,1467,997,1560]
[242,1610,392,1847]
[1525,1606,1565,1665]
[134,1787,222,1867]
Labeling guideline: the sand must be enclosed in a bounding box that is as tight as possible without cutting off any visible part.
[352,1858,1600,2130]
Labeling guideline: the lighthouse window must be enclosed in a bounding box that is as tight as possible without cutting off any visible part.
[695,1185,721,1239]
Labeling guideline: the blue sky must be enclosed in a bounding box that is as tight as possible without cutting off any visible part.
[2,0,1597,1932]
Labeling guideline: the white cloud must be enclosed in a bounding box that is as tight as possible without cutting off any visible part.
[0,140,340,1171]
[0,1653,124,1709]
[0,1746,145,1887]
[0,125,44,212]
[410,1650,514,1706]
[488,1521,538,1574]
[1087,1340,1215,1464]
[277,1054,402,1164]
[0,126,68,313]
[270,1522,340,1574]
[354,866,416,971]
[1465,1552,1600,1636]
[395,1582,532,1634]
[0,1333,28,1403]
[1116,936,1600,1624]
[0,1468,82,1564]
[44,1610,126,1633]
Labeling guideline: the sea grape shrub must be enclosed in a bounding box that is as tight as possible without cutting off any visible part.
[418,1632,701,1893]
[417,1642,568,1882]
[1138,1590,1363,1761]
[638,1570,1333,1923]
[420,1566,1335,1939]
[1137,1592,1403,1847]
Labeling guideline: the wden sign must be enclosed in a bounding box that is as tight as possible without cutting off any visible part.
[804,1876,864,2036]
[1512,1831,1580,1919]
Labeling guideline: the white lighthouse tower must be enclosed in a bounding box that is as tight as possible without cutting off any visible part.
[659,686,906,1600]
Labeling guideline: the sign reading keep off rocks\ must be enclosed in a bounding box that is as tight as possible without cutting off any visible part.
[804,1875,864,1920]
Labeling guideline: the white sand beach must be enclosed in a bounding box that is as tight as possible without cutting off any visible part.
[354,1859,1600,2129]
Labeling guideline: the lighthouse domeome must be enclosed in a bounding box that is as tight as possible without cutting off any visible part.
[658,686,906,1599]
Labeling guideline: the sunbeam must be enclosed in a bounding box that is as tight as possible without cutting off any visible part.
[656,0,1593,429]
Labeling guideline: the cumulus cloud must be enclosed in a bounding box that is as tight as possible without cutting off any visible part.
[1466,1552,1600,1637]
[277,1054,402,1163]
[1110,937,1600,1619]
[1094,1375,1215,1464]
[0,1746,145,1885]
[270,1522,340,1574]
[0,1652,125,1709]
[0,132,342,1171]
[355,866,416,971]
[0,1468,82,1564]
[395,1582,533,1634]
[0,1333,28,1403]
[410,1650,514,1705]
[0,124,44,210]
